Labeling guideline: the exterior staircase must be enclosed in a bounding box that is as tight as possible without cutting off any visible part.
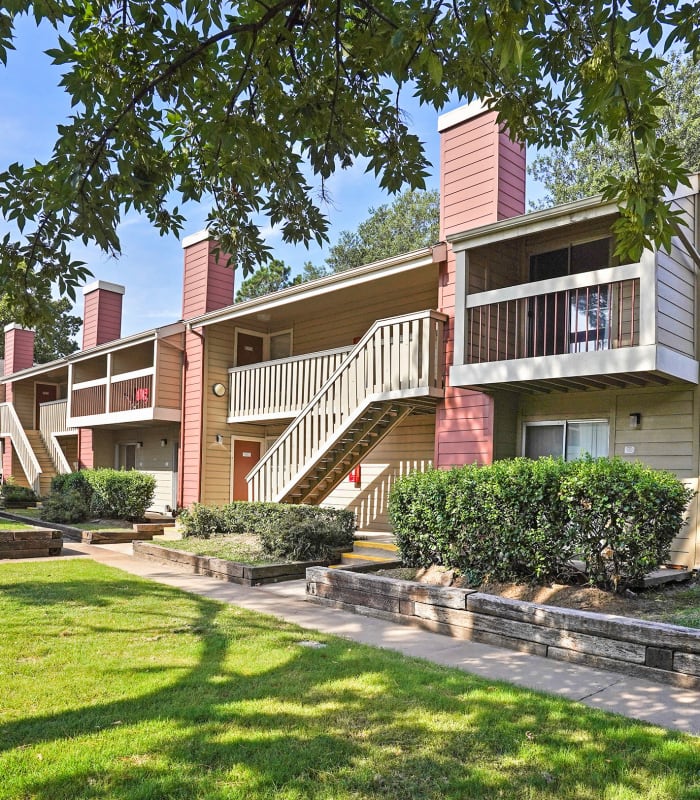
[331,537,402,570]
[248,309,447,504]
[24,430,57,496]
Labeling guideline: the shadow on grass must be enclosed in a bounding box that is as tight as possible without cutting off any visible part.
[1,561,698,800]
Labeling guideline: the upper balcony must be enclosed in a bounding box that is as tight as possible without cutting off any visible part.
[67,330,183,427]
[450,253,699,393]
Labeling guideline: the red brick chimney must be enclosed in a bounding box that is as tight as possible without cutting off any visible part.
[179,231,235,509]
[181,230,235,320]
[434,101,526,468]
[82,280,125,350]
[2,324,35,481]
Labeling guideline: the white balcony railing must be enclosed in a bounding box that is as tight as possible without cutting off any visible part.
[0,403,42,494]
[228,346,353,422]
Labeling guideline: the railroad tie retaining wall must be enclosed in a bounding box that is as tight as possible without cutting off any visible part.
[305,566,700,690]
[0,529,63,559]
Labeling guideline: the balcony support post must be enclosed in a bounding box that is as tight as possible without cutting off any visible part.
[453,250,467,368]
[105,353,113,413]
[638,249,658,346]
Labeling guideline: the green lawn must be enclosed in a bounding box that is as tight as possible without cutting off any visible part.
[0,561,698,800]
[0,519,32,530]
[154,534,277,565]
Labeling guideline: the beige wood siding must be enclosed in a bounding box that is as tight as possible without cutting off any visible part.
[13,383,35,429]
[656,195,696,357]
[155,335,183,409]
[290,271,438,355]
[322,413,436,532]
[493,391,519,461]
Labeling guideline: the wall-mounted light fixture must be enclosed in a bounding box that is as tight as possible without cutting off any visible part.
[215,434,224,445]
[212,382,226,397]
[160,438,168,448]
[629,412,641,429]
[136,441,144,448]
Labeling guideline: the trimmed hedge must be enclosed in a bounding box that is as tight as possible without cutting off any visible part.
[389,457,693,592]
[0,479,38,505]
[43,468,156,522]
[178,501,356,561]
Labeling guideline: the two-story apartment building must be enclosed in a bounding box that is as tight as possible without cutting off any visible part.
[2,101,700,568]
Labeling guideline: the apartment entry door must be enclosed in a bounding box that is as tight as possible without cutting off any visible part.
[236,332,264,366]
[231,438,262,501]
[35,384,57,428]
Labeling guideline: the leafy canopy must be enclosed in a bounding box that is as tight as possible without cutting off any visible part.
[0,289,80,363]
[0,1,698,324]
[531,52,700,207]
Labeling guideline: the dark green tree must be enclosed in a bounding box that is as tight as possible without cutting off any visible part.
[1,2,698,323]
[325,189,440,273]
[235,259,294,301]
[0,291,80,363]
[530,52,700,207]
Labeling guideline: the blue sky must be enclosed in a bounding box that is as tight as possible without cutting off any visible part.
[1,16,544,337]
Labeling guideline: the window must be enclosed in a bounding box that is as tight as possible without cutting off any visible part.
[528,238,612,357]
[524,420,609,461]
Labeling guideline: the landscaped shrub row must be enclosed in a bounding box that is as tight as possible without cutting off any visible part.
[0,478,38,507]
[178,501,356,561]
[42,469,156,523]
[388,457,693,592]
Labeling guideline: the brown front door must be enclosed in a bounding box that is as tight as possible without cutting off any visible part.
[35,384,57,428]
[236,332,264,366]
[232,439,261,501]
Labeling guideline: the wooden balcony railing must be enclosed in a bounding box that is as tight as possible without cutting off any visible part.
[228,346,353,421]
[248,309,447,503]
[70,368,155,419]
[39,399,75,474]
[466,264,641,364]
[0,403,42,493]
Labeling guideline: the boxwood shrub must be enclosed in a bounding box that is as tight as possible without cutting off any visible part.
[179,501,356,561]
[43,468,156,522]
[389,457,693,592]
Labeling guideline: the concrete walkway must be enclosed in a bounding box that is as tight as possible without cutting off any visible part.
[49,542,700,735]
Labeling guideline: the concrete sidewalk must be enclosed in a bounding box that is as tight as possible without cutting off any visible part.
[61,541,700,735]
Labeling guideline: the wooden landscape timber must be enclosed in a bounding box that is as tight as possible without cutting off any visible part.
[306,567,700,690]
[0,528,62,559]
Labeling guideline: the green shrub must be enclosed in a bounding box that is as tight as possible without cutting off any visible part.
[179,501,355,562]
[560,458,694,591]
[0,479,38,504]
[389,457,693,592]
[42,489,90,524]
[257,506,355,561]
[82,469,156,520]
[50,472,93,506]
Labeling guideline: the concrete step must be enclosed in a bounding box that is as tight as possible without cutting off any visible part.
[330,537,402,570]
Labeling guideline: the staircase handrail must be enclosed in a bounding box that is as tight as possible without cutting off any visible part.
[39,399,74,475]
[247,308,447,501]
[0,402,43,493]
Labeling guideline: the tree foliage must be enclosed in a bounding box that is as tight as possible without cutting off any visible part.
[530,52,700,207]
[0,289,80,363]
[235,258,294,302]
[325,189,439,273]
[1,1,698,324]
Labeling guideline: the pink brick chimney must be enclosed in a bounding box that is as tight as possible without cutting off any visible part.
[181,230,235,320]
[179,231,235,508]
[82,280,125,350]
[434,101,526,468]
[3,324,35,480]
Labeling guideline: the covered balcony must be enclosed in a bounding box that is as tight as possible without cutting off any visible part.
[449,218,699,393]
[67,329,183,427]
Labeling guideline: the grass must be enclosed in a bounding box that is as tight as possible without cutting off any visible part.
[154,534,280,565]
[643,584,700,628]
[0,519,32,530]
[1,561,699,800]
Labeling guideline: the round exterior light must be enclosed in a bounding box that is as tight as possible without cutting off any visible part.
[212,382,226,397]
